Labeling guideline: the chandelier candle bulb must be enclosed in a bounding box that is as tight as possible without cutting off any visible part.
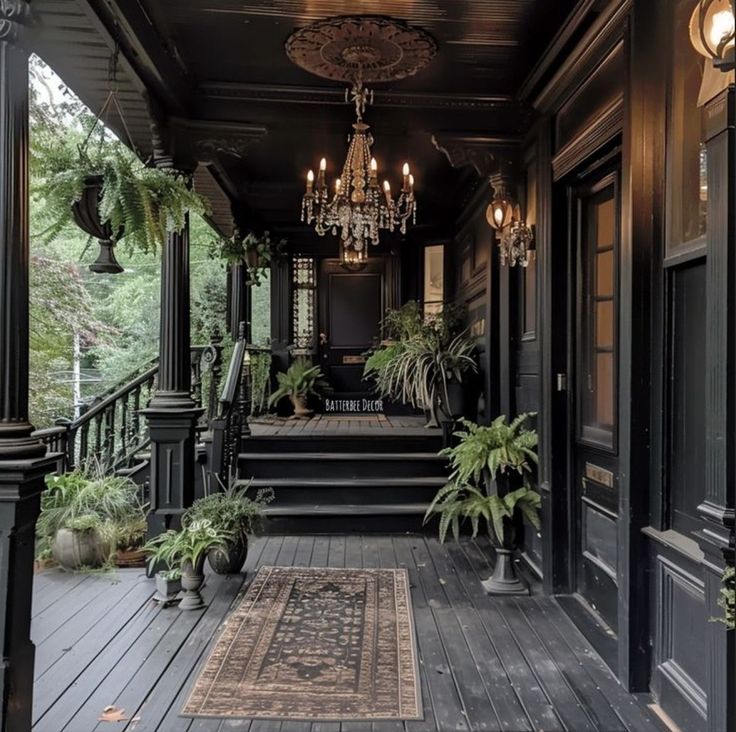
[402,163,410,191]
[306,170,314,194]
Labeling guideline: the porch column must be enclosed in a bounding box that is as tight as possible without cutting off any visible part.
[0,3,55,729]
[228,261,250,342]
[700,86,736,732]
[142,208,202,534]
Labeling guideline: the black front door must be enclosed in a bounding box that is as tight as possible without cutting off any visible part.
[569,165,621,634]
[318,259,384,396]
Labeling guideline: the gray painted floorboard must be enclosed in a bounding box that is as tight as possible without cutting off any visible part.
[31,536,664,732]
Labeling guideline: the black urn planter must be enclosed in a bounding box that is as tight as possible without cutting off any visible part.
[71,175,124,274]
[207,535,248,575]
[439,379,465,422]
[481,474,530,596]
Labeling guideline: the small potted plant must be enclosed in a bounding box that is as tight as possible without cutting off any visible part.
[143,520,233,610]
[113,514,148,567]
[183,481,274,574]
[154,568,182,607]
[424,414,540,595]
[218,230,285,287]
[268,358,327,418]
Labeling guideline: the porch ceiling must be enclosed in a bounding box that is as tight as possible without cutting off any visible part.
[30,0,578,235]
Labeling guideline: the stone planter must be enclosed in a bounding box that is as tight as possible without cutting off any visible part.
[179,557,206,610]
[208,535,248,575]
[154,572,182,606]
[71,175,124,274]
[52,527,109,570]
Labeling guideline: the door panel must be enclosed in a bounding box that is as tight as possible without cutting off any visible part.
[571,168,621,633]
[319,259,384,395]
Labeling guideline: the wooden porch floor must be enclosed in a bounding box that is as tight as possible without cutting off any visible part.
[32,536,665,732]
[249,414,440,437]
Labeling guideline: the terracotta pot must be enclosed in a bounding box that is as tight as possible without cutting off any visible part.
[208,535,248,575]
[115,547,147,568]
[291,394,313,418]
[245,248,261,270]
[71,175,124,274]
[52,527,109,570]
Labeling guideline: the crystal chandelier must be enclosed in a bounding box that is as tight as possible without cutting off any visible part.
[301,80,417,257]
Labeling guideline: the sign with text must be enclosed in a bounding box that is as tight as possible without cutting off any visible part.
[324,398,384,414]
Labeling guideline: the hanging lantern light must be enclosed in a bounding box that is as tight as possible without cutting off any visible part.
[486,193,515,231]
[690,0,735,70]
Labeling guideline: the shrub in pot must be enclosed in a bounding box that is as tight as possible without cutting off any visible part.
[37,470,146,571]
[268,358,327,418]
[183,481,274,575]
[424,414,540,595]
[364,302,476,427]
[143,520,233,610]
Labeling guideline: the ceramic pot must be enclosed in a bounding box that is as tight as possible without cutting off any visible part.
[179,557,206,610]
[154,572,182,606]
[52,527,109,570]
[208,535,248,575]
[291,394,313,418]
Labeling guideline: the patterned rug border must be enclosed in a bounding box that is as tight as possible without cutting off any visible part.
[181,565,423,722]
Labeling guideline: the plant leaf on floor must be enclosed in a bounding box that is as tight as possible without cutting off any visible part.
[99,705,128,722]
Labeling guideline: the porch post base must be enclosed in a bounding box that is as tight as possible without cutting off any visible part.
[482,548,530,595]
[141,406,203,539]
[0,455,57,732]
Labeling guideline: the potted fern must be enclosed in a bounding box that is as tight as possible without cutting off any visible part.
[36,146,208,273]
[268,358,327,418]
[424,414,541,595]
[219,230,285,286]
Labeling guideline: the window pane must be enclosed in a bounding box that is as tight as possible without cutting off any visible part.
[596,352,614,428]
[596,199,615,249]
[667,0,708,252]
[596,250,614,298]
[596,300,614,348]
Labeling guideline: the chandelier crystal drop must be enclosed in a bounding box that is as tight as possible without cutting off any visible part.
[301,80,417,257]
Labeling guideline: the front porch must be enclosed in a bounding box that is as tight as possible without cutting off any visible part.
[32,535,664,732]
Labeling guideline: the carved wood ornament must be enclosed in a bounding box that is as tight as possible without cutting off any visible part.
[285,16,437,83]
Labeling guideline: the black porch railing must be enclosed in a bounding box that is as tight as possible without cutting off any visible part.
[33,340,224,474]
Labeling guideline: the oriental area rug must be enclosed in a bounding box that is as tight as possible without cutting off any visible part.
[182,566,423,721]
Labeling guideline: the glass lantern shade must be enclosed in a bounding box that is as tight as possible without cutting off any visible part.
[690,0,736,69]
[486,196,516,231]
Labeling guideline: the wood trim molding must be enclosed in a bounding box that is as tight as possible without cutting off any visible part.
[552,97,624,181]
[531,0,632,114]
[198,81,518,112]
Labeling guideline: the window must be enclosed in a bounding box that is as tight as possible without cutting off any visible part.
[423,245,444,316]
[292,256,316,353]
[667,0,708,256]
[579,179,618,448]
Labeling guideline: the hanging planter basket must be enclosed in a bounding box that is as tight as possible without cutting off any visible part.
[71,175,125,274]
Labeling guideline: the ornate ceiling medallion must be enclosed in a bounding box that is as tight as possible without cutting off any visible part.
[285,15,437,83]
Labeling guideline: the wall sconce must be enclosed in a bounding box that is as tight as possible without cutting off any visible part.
[499,221,535,268]
[690,0,735,71]
[486,194,516,231]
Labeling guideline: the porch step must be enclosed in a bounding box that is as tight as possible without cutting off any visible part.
[239,452,447,480]
[242,433,443,454]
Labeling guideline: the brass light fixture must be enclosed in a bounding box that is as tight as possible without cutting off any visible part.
[487,193,516,232]
[487,180,535,268]
[690,0,735,70]
[286,16,437,260]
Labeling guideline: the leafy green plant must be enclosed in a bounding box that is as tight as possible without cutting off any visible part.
[36,468,147,560]
[143,519,233,574]
[268,358,327,407]
[34,146,208,255]
[715,565,735,630]
[218,230,285,287]
[424,415,541,546]
[183,481,274,541]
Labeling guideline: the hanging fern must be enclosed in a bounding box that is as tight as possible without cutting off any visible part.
[34,146,210,255]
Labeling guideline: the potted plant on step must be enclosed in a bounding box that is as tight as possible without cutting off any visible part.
[424,414,541,595]
[183,480,274,574]
[268,358,327,418]
[143,520,233,610]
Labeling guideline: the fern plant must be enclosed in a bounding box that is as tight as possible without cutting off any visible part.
[424,414,541,546]
[716,565,735,630]
[268,358,327,407]
[218,230,285,286]
[34,146,209,255]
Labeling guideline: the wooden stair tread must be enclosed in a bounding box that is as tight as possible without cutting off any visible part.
[239,452,445,461]
[263,503,431,516]
[248,476,447,487]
